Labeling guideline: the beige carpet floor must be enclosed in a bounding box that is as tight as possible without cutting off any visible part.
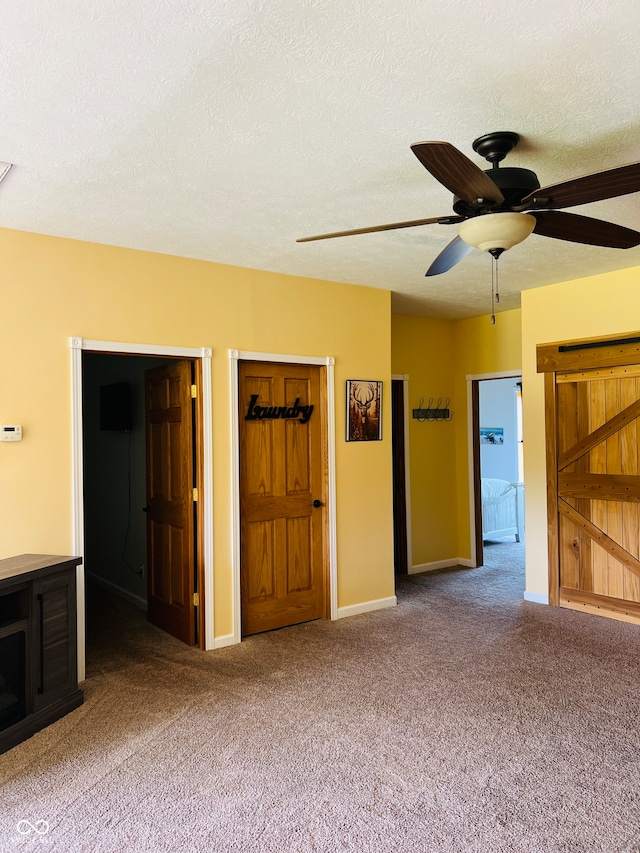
[1,543,639,852]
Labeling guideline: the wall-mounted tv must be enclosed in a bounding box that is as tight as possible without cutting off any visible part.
[99,382,132,431]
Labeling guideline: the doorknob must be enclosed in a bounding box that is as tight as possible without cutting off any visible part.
[312,499,322,508]
[142,505,151,513]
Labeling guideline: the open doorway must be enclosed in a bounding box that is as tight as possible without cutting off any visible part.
[470,373,524,575]
[83,353,172,611]
[391,375,411,575]
[70,337,214,681]
[82,352,203,654]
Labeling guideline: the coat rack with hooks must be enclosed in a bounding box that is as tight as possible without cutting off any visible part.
[412,397,453,422]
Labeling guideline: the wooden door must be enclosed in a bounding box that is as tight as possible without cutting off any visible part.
[551,365,640,616]
[145,361,197,645]
[239,361,327,635]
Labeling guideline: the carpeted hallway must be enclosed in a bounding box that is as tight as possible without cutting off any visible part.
[1,544,639,852]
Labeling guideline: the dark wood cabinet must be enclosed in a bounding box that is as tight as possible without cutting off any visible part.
[0,554,83,754]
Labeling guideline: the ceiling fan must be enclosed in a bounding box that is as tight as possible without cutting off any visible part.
[297,131,640,276]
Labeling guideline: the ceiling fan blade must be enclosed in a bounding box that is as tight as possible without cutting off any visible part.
[521,162,640,210]
[410,141,505,206]
[426,236,474,276]
[296,215,462,242]
[531,210,640,248]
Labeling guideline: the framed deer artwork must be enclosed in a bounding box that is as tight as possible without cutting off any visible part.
[346,380,382,441]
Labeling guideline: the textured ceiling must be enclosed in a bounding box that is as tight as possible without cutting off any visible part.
[1,0,640,318]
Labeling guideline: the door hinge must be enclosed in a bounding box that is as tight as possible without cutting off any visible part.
[192,488,198,501]
[191,384,197,398]
[192,592,200,607]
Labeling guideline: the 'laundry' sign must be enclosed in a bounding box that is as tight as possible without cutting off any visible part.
[245,395,314,424]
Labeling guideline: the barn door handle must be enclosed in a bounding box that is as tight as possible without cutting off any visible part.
[312,499,322,508]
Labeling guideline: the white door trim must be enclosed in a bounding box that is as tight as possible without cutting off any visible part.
[229,349,337,645]
[466,369,522,566]
[70,337,214,681]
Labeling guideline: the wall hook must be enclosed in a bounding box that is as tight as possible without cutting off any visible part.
[412,395,453,422]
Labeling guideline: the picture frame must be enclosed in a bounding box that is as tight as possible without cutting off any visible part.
[479,426,504,445]
[346,380,382,442]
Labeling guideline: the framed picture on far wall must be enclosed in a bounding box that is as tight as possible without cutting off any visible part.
[479,426,504,445]
[347,380,382,442]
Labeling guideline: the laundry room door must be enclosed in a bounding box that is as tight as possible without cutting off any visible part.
[238,361,328,635]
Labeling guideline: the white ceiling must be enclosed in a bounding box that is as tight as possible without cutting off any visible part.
[1,0,640,319]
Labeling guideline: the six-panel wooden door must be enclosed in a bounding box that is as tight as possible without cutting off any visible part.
[145,360,197,645]
[239,361,327,635]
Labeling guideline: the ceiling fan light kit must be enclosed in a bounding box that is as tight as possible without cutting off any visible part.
[458,212,536,253]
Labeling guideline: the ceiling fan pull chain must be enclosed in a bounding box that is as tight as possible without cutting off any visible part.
[495,256,500,304]
[490,256,496,325]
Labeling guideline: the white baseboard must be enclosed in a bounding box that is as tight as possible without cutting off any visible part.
[337,595,397,619]
[524,590,549,605]
[409,558,474,575]
[85,570,147,611]
[213,633,238,649]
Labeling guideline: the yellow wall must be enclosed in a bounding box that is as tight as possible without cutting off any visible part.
[521,265,640,598]
[0,227,395,638]
[391,314,457,565]
[392,309,522,567]
[12,218,629,627]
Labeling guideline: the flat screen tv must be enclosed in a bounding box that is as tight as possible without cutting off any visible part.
[99,382,132,431]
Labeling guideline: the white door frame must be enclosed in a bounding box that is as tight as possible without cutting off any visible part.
[229,349,337,645]
[71,337,214,680]
[466,369,522,566]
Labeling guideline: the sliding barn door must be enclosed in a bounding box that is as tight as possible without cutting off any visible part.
[549,363,640,615]
[539,333,640,621]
